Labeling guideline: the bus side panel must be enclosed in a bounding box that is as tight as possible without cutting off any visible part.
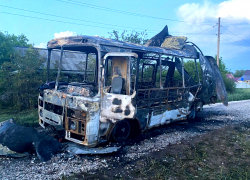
[100,93,135,122]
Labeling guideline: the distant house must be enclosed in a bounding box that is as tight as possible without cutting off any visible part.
[15,47,87,71]
[239,70,250,81]
[235,70,250,88]
[233,77,240,82]
[226,73,234,79]
[226,73,240,82]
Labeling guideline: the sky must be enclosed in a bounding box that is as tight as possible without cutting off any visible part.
[0,0,250,72]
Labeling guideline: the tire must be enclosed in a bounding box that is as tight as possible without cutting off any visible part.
[112,120,131,142]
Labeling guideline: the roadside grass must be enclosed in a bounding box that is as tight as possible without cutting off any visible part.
[131,124,250,180]
[0,108,39,127]
[227,88,250,101]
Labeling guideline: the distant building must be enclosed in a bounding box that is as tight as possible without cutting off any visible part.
[226,73,234,79]
[226,73,240,82]
[235,70,250,88]
[233,77,240,82]
[15,47,87,71]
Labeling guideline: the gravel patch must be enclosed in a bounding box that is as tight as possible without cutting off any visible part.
[1,100,250,179]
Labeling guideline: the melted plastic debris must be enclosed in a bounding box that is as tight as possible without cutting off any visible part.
[66,142,120,155]
[0,144,29,158]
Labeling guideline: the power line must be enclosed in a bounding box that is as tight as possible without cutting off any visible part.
[221,26,250,45]
[220,34,250,51]
[55,0,214,25]
[187,24,217,39]
[220,35,231,42]
[0,5,158,32]
[0,9,214,37]
[0,11,157,33]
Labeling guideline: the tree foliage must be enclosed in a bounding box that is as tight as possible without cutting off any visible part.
[108,30,148,45]
[234,70,245,77]
[0,32,46,110]
[0,32,29,64]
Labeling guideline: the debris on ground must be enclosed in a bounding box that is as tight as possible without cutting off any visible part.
[66,142,120,155]
[0,119,63,161]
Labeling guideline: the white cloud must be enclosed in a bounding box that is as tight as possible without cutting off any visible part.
[175,0,250,71]
[54,31,77,38]
[34,42,47,48]
[178,0,250,23]
[218,0,250,20]
[177,1,217,24]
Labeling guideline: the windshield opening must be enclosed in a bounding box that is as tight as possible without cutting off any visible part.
[44,46,99,96]
[46,47,97,84]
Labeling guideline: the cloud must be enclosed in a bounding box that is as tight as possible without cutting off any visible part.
[54,31,77,38]
[177,1,217,24]
[175,0,250,71]
[178,0,250,23]
[218,0,250,20]
[34,42,47,48]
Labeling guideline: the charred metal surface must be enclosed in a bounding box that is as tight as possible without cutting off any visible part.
[205,56,228,106]
[145,25,169,47]
[100,92,136,122]
[0,120,62,161]
[47,35,199,59]
[197,54,218,105]
[113,98,122,105]
[175,57,196,86]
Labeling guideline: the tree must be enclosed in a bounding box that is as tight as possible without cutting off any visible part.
[0,32,46,110]
[108,30,148,45]
[0,32,29,65]
[234,70,245,77]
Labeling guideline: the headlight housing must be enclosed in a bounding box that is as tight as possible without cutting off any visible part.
[70,120,77,131]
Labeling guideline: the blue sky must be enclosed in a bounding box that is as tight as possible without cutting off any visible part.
[0,0,250,72]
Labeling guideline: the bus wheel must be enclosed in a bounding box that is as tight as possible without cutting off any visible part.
[112,120,131,142]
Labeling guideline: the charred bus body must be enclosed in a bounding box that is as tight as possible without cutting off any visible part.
[38,26,228,147]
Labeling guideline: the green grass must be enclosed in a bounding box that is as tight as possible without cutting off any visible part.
[227,88,250,101]
[130,125,250,180]
[0,108,39,127]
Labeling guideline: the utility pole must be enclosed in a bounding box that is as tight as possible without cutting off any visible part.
[217,17,221,67]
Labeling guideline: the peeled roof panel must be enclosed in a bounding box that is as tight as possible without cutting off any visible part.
[47,35,199,59]
[161,36,187,50]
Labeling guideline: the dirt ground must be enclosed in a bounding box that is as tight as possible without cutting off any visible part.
[65,123,250,180]
[1,100,250,180]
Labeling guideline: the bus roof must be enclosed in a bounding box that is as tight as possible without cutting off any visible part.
[47,35,199,59]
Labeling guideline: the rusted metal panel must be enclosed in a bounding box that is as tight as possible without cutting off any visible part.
[161,36,187,50]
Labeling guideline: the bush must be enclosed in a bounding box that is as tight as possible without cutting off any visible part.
[0,48,46,110]
[222,74,236,94]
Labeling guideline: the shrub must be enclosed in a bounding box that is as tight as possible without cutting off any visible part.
[0,48,46,110]
[222,74,236,94]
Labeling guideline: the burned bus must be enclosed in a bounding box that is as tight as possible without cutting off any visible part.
[38,26,228,147]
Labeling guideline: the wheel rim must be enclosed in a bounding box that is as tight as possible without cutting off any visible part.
[112,120,131,141]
